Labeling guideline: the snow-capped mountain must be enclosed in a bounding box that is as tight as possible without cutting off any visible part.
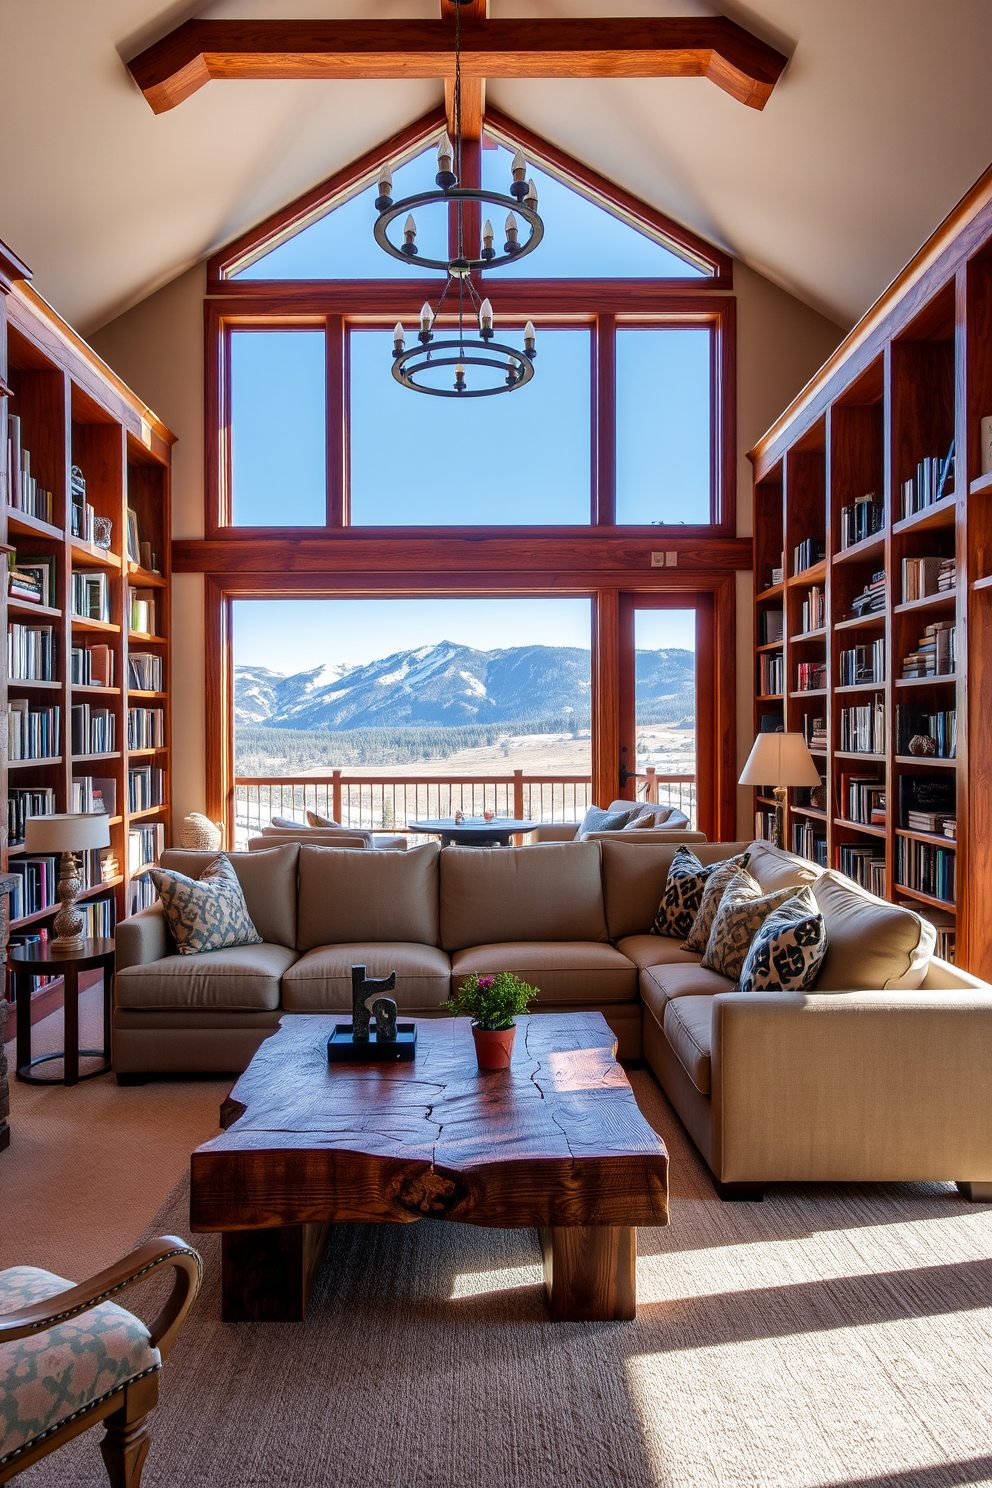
[235,643,694,730]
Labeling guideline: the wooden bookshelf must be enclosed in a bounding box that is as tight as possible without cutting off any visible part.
[0,246,174,959]
[747,166,992,976]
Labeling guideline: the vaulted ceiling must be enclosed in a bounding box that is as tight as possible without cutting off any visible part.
[3,0,992,335]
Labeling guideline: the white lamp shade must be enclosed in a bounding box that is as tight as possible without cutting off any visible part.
[23,813,111,853]
[739,732,822,788]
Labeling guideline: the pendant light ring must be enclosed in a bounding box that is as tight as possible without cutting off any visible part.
[374,189,543,274]
[391,338,536,397]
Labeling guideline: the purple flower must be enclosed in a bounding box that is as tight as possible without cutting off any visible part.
[477,976,495,989]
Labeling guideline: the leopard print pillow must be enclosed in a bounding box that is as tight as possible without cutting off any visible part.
[699,870,797,980]
[652,846,725,939]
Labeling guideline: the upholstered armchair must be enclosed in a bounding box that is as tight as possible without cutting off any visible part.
[532,800,704,845]
[0,1236,200,1485]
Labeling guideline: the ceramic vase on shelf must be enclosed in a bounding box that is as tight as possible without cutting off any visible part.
[472,1024,516,1070]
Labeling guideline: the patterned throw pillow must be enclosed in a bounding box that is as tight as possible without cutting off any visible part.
[700,870,797,980]
[737,887,828,993]
[306,810,343,828]
[652,846,744,940]
[679,852,750,951]
[576,804,637,839]
[149,853,262,956]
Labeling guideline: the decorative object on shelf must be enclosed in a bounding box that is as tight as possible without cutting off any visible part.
[909,734,938,757]
[22,813,112,952]
[373,3,540,398]
[445,969,539,1070]
[739,732,822,852]
[810,785,827,810]
[177,813,222,851]
[70,464,86,501]
[91,515,113,549]
[327,964,416,1062]
[350,965,397,1043]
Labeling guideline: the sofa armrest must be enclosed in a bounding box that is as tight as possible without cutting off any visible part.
[248,830,375,850]
[116,903,170,970]
[532,824,579,842]
[711,988,992,1184]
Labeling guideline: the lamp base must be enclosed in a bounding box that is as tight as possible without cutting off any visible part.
[53,851,85,952]
[772,786,788,851]
[51,934,87,954]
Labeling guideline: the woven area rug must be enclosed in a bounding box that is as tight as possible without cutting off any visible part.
[14,1073,992,1488]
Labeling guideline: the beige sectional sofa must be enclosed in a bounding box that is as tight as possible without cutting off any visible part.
[113,837,992,1198]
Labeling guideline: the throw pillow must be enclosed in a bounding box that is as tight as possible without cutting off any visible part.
[679,851,750,951]
[737,886,828,993]
[700,870,796,980]
[625,812,660,829]
[576,804,637,839]
[149,853,262,956]
[271,814,307,829]
[652,846,746,940]
[306,810,343,828]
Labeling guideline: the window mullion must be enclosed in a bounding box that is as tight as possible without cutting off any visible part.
[327,315,347,527]
[595,313,617,526]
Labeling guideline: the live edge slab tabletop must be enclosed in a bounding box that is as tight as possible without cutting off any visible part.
[190,1011,669,1324]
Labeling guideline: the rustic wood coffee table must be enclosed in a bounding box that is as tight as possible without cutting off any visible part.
[190,1011,669,1323]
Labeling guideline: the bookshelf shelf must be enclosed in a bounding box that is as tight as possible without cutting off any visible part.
[755,693,784,702]
[972,574,992,592]
[788,561,827,585]
[969,471,992,495]
[792,805,827,820]
[834,818,887,838]
[128,630,167,644]
[128,746,168,757]
[896,827,957,848]
[755,583,785,603]
[756,640,784,654]
[893,753,956,767]
[835,682,884,694]
[127,689,167,700]
[893,592,956,615]
[894,674,956,688]
[892,501,955,536]
[128,802,170,820]
[790,627,827,643]
[790,688,826,698]
[834,613,885,631]
[833,534,885,565]
[1,267,174,951]
[835,750,885,761]
[895,885,956,913]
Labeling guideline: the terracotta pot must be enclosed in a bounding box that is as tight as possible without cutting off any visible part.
[472,1024,516,1070]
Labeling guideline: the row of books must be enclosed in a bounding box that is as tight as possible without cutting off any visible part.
[800,586,825,633]
[896,838,955,903]
[71,571,110,623]
[6,416,54,523]
[128,587,158,635]
[126,508,160,574]
[129,875,159,914]
[8,700,59,760]
[840,774,886,826]
[839,639,884,686]
[796,662,826,692]
[901,621,955,678]
[838,844,886,898]
[902,555,955,603]
[70,704,115,756]
[7,930,56,993]
[900,441,954,519]
[7,786,55,846]
[754,808,776,843]
[9,622,56,680]
[839,494,884,551]
[70,775,116,815]
[758,652,784,696]
[793,538,825,576]
[895,705,955,758]
[8,553,56,606]
[5,848,111,923]
[129,823,165,874]
[849,571,886,616]
[840,700,886,754]
[127,708,165,750]
[905,811,956,838]
[800,713,828,750]
[128,652,163,691]
[71,643,113,687]
[128,764,166,813]
[78,898,114,940]
[758,608,783,645]
[792,819,827,867]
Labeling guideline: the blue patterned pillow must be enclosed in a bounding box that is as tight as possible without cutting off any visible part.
[149,853,262,956]
[737,886,827,993]
[652,846,745,940]
[576,804,637,839]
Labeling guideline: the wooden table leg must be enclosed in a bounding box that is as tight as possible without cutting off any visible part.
[63,963,79,1086]
[221,1223,332,1322]
[104,968,113,1063]
[538,1225,636,1321]
[14,969,32,1077]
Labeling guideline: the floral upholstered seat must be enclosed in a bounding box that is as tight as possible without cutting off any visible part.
[0,1266,160,1468]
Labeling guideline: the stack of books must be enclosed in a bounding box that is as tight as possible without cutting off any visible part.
[899,775,955,828]
[840,774,886,826]
[801,714,828,750]
[796,661,826,692]
[900,440,955,518]
[70,704,115,755]
[793,538,825,575]
[839,639,884,685]
[839,493,884,550]
[937,558,956,591]
[901,621,956,677]
[849,572,886,616]
[129,876,159,913]
[7,855,59,919]
[78,900,114,939]
[800,586,825,633]
[6,416,55,524]
[8,554,55,605]
[840,700,886,754]
[902,555,951,602]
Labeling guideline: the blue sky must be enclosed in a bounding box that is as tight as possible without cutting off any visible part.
[234,597,696,673]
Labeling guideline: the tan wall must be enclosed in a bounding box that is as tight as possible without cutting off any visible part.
[91,259,842,839]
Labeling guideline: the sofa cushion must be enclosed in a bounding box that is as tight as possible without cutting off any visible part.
[700,871,796,979]
[440,843,608,951]
[115,942,297,1012]
[681,852,751,952]
[451,942,637,1005]
[282,943,451,1011]
[601,840,751,941]
[297,842,439,952]
[149,854,262,956]
[616,934,703,971]
[738,887,827,993]
[812,871,936,990]
[159,844,298,949]
[745,840,823,894]
[639,961,733,1024]
[663,995,714,1094]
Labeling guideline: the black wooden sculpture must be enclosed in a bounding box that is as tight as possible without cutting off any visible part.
[371,996,398,1041]
[351,965,397,1042]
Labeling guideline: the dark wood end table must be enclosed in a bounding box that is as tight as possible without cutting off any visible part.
[12,938,115,1087]
[191,1011,669,1324]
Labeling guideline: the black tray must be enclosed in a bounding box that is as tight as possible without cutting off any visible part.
[327,1023,417,1062]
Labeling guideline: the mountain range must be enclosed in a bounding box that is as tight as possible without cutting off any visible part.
[235,643,694,731]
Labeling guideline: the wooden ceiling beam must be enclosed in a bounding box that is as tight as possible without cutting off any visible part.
[128,17,787,115]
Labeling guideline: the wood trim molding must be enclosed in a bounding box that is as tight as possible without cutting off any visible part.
[0,235,31,295]
[129,17,787,116]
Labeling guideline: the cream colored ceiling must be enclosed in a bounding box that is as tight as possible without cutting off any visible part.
[2,0,992,335]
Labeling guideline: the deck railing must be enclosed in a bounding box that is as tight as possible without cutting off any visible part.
[234,768,695,847]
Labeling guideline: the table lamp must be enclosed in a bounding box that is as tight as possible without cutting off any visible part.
[23,813,111,952]
[738,732,821,850]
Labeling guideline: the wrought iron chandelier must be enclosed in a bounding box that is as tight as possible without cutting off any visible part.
[372,0,542,397]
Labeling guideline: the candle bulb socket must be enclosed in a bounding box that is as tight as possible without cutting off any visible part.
[454,363,467,393]
[375,166,394,211]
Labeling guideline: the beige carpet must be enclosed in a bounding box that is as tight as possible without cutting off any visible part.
[5,1030,992,1488]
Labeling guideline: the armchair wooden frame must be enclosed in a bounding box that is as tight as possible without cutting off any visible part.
[0,1236,201,1486]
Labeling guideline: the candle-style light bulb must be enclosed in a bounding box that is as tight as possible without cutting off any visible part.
[524,179,539,212]
[505,212,518,241]
[420,301,433,333]
[438,134,454,172]
[378,165,393,197]
[511,150,527,183]
[524,320,536,352]
[404,215,417,244]
[483,219,494,245]
[393,321,405,350]
[479,298,494,333]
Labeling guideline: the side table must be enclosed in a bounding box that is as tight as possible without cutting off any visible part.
[12,938,115,1087]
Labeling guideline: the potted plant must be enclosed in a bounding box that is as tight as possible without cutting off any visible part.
[445,971,539,1070]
